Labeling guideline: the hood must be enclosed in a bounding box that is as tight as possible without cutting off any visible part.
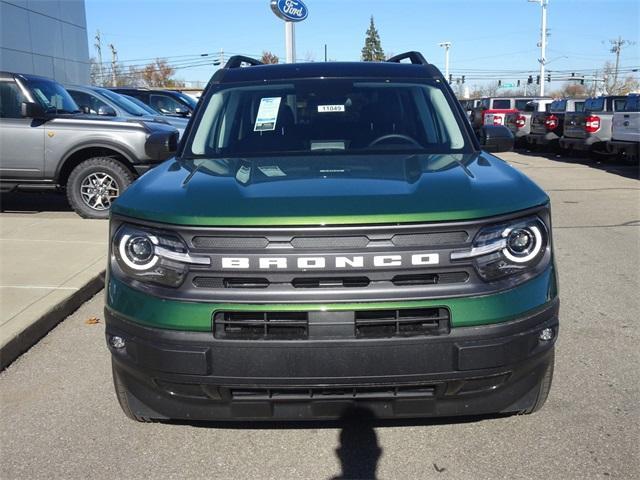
[112,153,549,226]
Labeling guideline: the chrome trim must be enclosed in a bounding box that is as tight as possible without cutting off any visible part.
[155,246,211,266]
[450,239,506,260]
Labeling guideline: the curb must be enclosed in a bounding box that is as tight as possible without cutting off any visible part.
[0,271,106,371]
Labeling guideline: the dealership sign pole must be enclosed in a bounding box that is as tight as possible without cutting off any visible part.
[270,0,308,63]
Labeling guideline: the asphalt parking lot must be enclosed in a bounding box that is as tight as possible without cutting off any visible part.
[0,151,638,480]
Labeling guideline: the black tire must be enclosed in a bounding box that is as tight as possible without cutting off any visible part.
[521,351,555,415]
[66,157,134,219]
[112,362,153,423]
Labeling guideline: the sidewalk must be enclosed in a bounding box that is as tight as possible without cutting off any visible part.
[0,204,107,369]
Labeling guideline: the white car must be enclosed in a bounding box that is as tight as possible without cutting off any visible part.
[607,94,639,161]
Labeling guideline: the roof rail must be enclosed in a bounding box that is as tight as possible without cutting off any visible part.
[224,55,263,69]
[386,51,429,66]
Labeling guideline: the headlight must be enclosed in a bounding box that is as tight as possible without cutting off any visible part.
[451,216,549,281]
[112,224,209,287]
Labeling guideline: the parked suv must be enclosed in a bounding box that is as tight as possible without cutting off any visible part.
[527,98,585,151]
[0,72,177,218]
[470,97,547,131]
[508,99,554,145]
[559,95,627,155]
[66,85,188,139]
[607,94,640,162]
[111,87,197,118]
[105,52,557,422]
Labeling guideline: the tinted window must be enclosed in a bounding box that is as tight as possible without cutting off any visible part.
[173,91,197,109]
[550,100,566,112]
[150,94,185,114]
[27,78,78,113]
[515,100,531,110]
[492,99,511,109]
[189,80,469,158]
[613,98,627,111]
[624,96,640,112]
[0,80,25,118]
[99,89,148,116]
[68,90,109,114]
[122,94,158,114]
[574,102,585,112]
[584,98,604,112]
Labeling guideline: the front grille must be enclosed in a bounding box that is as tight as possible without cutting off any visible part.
[292,276,370,288]
[355,308,450,338]
[214,312,309,340]
[213,308,450,340]
[230,384,438,401]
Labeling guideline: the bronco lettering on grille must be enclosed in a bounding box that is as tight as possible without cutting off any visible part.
[220,254,440,270]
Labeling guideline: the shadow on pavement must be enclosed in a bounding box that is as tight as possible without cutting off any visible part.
[0,191,73,213]
[514,148,640,181]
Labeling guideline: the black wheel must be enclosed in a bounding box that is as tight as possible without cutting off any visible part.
[112,362,154,422]
[521,351,555,415]
[66,157,134,219]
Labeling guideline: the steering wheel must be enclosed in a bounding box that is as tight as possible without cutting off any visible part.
[368,134,421,148]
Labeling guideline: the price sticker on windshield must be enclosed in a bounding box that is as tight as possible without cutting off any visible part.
[254,97,282,132]
[318,105,345,113]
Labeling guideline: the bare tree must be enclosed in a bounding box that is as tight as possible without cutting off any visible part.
[260,51,279,64]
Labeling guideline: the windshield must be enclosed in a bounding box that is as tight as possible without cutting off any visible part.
[174,91,197,109]
[28,78,79,113]
[187,80,469,158]
[98,89,148,116]
[122,94,158,115]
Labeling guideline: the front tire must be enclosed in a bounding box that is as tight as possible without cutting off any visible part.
[66,157,134,219]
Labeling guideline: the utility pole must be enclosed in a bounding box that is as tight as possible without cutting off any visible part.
[324,44,327,62]
[94,30,104,86]
[609,37,633,89]
[109,43,117,87]
[529,0,549,96]
[438,42,452,81]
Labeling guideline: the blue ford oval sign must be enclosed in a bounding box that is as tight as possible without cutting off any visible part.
[270,0,308,22]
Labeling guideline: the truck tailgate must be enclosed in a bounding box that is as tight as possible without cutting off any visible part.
[612,112,640,143]
[563,112,586,139]
[530,112,548,135]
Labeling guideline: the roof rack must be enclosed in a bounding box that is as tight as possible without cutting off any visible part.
[386,51,429,65]
[224,55,263,69]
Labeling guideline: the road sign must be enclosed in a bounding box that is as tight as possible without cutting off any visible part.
[501,83,515,88]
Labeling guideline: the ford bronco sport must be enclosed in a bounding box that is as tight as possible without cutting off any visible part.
[106,52,558,422]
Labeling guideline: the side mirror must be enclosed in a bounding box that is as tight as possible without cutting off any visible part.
[174,107,191,117]
[478,125,514,153]
[97,105,117,116]
[80,105,92,114]
[21,101,46,119]
[145,129,179,161]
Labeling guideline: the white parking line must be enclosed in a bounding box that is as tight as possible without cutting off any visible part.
[0,285,79,290]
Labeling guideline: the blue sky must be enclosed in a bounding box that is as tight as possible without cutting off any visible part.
[86,0,640,89]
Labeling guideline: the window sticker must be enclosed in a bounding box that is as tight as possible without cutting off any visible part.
[258,166,286,177]
[317,104,345,113]
[254,97,282,131]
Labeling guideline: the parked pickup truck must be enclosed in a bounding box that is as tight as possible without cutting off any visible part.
[606,94,640,162]
[527,98,586,151]
[504,99,554,145]
[0,72,178,218]
[558,96,627,155]
[470,97,549,131]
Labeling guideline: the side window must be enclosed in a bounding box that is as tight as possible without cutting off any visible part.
[0,80,25,118]
[613,98,627,111]
[150,94,182,114]
[574,102,585,113]
[624,96,639,112]
[68,90,109,114]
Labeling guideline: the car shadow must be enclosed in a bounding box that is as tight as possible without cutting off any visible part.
[167,410,510,479]
[0,191,73,213]
[513,147,640,181]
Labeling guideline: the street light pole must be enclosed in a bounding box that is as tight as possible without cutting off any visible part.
[529,0,549,96]
[285,21,296,63]
[438,42,452,80]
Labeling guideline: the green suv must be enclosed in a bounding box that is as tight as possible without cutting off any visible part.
[105,52,558,422]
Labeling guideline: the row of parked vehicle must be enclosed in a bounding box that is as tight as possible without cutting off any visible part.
[460,94,640,162]
[0,72,191,218]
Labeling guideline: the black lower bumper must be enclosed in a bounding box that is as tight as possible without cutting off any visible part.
[526,132,559,146]
[106,300,558,421]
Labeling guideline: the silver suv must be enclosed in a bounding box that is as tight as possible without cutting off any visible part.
[0,72,177,218]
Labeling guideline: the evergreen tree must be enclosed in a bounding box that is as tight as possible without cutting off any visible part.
[361,16,385,62]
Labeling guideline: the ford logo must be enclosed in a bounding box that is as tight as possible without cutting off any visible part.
[270,0,308,22]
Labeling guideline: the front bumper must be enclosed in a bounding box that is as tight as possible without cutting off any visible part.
[106,298,559,420]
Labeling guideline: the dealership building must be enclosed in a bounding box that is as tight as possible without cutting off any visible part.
[0,0,89,84]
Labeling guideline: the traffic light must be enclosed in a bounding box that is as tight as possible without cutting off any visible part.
[461,75,465,84]
[536,75,540,84]
[517,79,521,87]
[498,80,502,87]
[547,74,551,83]
[448,74,452,83]
[527,75,533,84]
